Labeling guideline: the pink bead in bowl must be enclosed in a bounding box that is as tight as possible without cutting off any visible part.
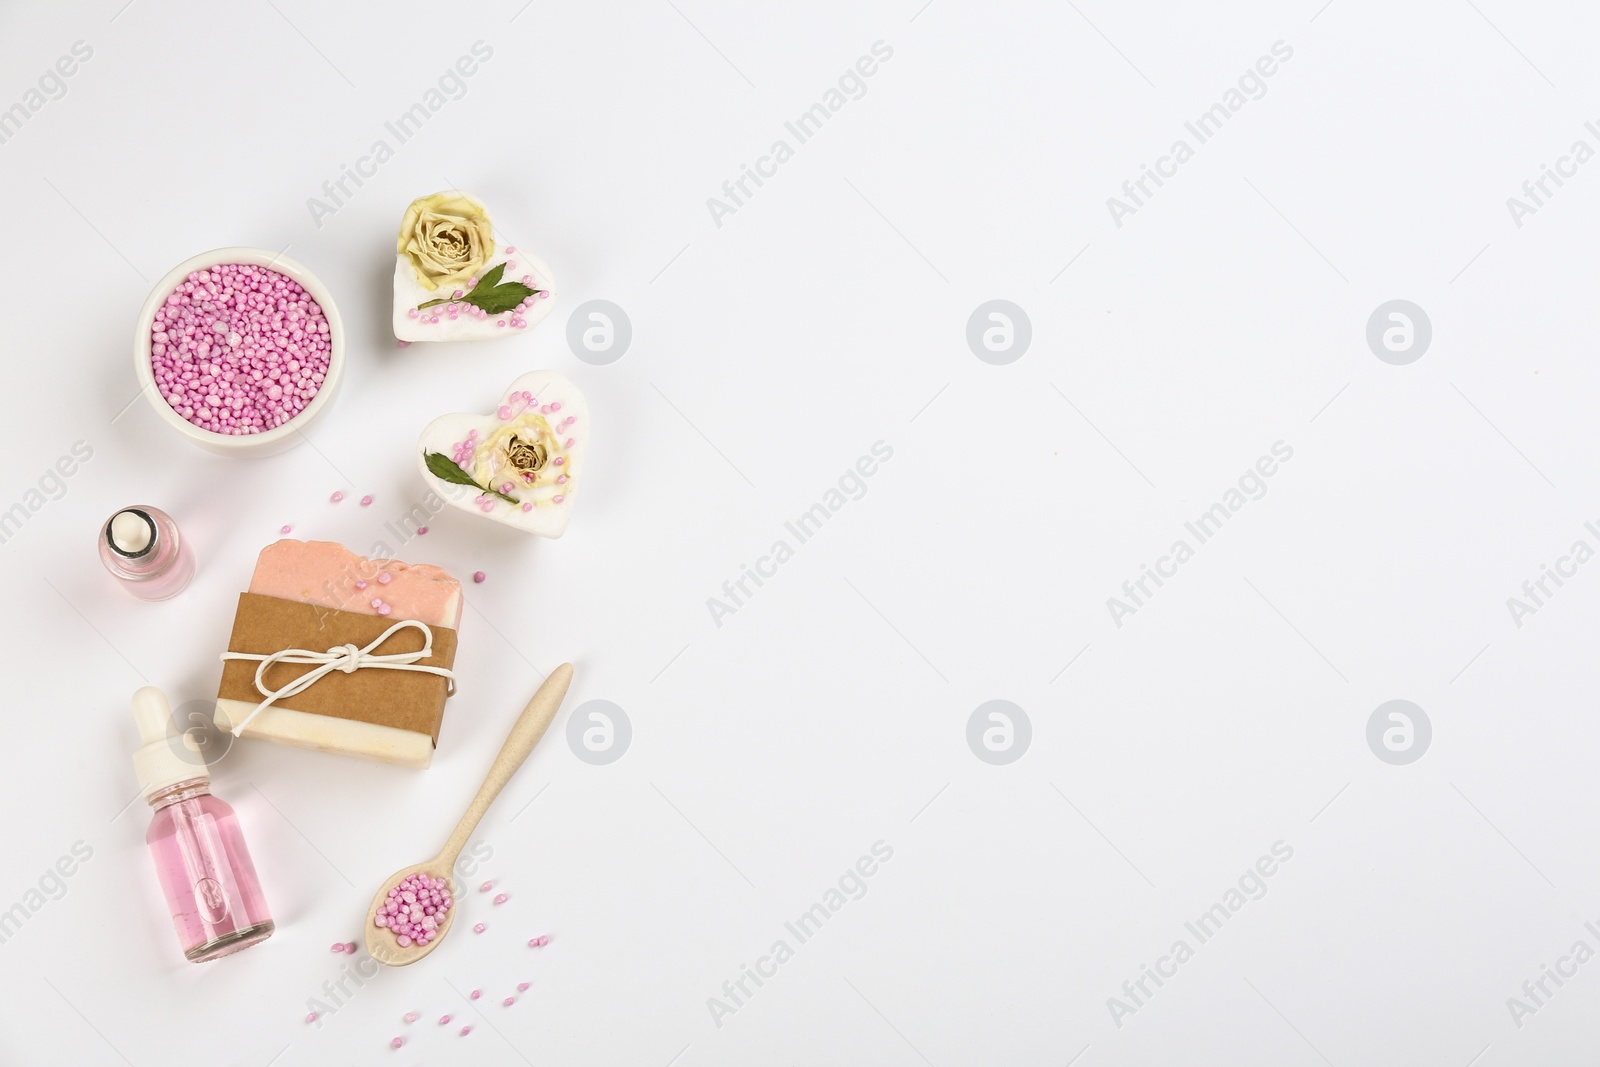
[133,247,345,457]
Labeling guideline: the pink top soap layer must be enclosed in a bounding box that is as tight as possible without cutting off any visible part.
[248,539,463,628]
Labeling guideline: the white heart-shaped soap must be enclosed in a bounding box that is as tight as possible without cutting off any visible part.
[392,190,557,342]
[416,371,589,537]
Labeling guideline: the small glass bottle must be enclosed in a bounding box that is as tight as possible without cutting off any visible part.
[99,505,195,600]
[132,687,274,962]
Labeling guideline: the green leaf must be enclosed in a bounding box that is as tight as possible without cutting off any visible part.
[423,451,517,503]
[466,281,535,315]
[425,451,479,487]
[475,262,507,291]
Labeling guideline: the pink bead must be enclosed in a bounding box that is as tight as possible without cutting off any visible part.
[553,456,564,466]
[408,308,419,318]
[552,494,564,504]
[404,1012,417,1023]
[330,942,346,953]
[473,571,486,583]
[538,290,549,298]
[305,1012,318,1023]
[470,989,481,1000]
[439,1014,452,1025]
[473,923,486,933]
[361,495,373,506]
[517,982,530,992]
[149,263,330,436]
[281,524,293,535]
[496,319,506,327]
[345,942,357,954]
[506,260,516,271]
[503,996,515,1006]
[391,1037,403,1049]
[355,581,367,589]
[498,406,512,419]
[417,526,428,535]
[378,604,392,616]
[494,893,508,905]
[397,339,411,348]
[460,1026,473,1036]
[330,491,344,503]
[396,935,412,947]
[521,503,533,512]
[378,572,392,584]
[480,880,493,892]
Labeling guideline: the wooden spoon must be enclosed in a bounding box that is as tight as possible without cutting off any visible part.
[364,663,573,966]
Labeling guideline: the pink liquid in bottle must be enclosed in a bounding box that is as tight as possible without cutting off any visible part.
[99,506,195,601]
[132,687,273,963]
[147,781,274,961]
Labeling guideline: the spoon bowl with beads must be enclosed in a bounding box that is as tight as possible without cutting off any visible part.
[364,663,573,967]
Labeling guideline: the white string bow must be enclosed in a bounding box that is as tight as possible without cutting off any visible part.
[220,618,456,736]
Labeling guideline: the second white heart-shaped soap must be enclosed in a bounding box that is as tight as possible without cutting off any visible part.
[416,371,589,538]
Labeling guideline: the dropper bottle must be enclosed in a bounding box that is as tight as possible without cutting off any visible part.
[133,686,274,962]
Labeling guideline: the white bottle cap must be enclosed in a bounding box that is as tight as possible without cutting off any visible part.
[131,686,209,799]
[109,509,157,557]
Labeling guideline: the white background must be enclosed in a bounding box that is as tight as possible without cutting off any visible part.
[1,1,1597,1064]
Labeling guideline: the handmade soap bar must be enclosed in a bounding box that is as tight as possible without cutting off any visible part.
[213,540,463,768]
[416,370,588,538]
[392,191,556,342]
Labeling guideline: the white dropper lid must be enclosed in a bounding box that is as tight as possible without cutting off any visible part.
[131,686,208,799]
[108,509,157,558]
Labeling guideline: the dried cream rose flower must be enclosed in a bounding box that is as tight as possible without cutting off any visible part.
[397,192,495,291]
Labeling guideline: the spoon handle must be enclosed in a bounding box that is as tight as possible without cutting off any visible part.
[436,663,574,878]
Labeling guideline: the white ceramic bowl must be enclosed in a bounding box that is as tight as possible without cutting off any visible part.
[133,246,345,457]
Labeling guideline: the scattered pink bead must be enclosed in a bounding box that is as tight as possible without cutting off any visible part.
[503,996,515,1006]
[460,1026,473,1036]
[538,290,549,299]
[473,571,486,583]
[470,989,481,1000]
[494,893,509,905]
[378,604,392,616]
[148,263,331,435]
[480,880,494,892]
[506,260,517,271]
[439,1014,452,1025]
[378,571,392,584]
[417,526,428,535]
[397,339,411,348]
[355,580,367,589]
[390,1037,403,1049]
[553,495,564,504]
[345,941,357,954]
[281,524,293,535]
[330,491,344,503]
[473,923,486,934]
[330,941,346,953]
[517,982,530,992]
[521,503,533,512]
[505,246,516,253]
[498,406,512,419]
[403,1012,417,1024]
[305,1012,318,1023]
[528,934,550,947]
[408,308,419,318]
[361,495,373,506]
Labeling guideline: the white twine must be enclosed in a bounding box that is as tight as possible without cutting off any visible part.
[220,618,456,736]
